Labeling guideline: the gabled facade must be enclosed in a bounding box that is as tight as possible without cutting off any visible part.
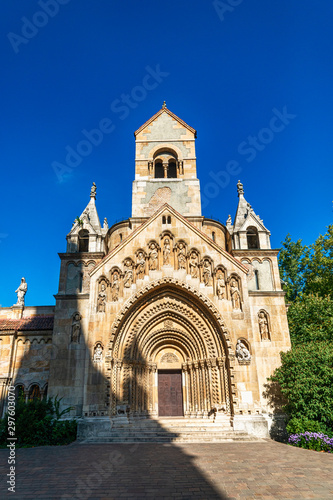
[0,105,291,438]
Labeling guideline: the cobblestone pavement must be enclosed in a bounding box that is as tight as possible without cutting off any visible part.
[1,440,333,499]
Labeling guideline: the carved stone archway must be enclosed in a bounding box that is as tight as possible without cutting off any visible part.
[106,278,236,418]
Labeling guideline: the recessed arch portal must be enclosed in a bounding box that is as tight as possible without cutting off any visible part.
[106,278,236,418]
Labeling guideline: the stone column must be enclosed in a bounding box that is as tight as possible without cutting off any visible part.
[163,162,168,178]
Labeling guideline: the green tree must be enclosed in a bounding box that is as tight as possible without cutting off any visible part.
[268,342,333,432]
[287,294,333,345]
[304,225,333,297]
[278,235,310,302]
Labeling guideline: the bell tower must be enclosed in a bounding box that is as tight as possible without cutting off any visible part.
[132,102,201,218]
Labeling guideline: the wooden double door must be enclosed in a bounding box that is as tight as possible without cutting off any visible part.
[158,370,183,416]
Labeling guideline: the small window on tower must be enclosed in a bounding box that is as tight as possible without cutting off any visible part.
[167,216,171,224]
[212,231,216,242]
[254,270,260,290]
[168,161,177,178]
[162,216,166,224]
[247,227,260,249]
[155,161,164,178]
[78,229,89,252]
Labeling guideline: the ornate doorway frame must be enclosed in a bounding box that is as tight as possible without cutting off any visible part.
[106,278,237,419]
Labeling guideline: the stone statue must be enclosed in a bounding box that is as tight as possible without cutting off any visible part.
[15,278,27,306]
[97,283,107,312]
[93,343,103,363]
[258,311,270,340]
[103,217,108,230]
[123,259,133,288]
[216,272,226,299]
[111,272,120,302]
[90,182,97,197]
[163,238,171,265]
[189,252,198,278]
[230,279,241,310]
[237,180,244,196]
[202,259,211,286]
[71,313,81,343]
[149,243,158,270]
[136,252,145,279]
[236,339,251,361]
[177,243,186,270]
[226,214,232,225]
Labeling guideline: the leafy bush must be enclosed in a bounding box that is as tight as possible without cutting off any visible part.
[0,397,77,448]
[288,432,333,453]
[268,342,333,434]
[286,417,330,436]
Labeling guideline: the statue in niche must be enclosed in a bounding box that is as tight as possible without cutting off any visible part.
[216,271,226,299]
[149,243,158,270]
[136,252,145,279]
[163,238,171,265]
[97,282,107,312]
[177,243,186,270]
[93,343,103,363]
[189,252,198,278]
[230,279,241,310]
[111,272,120,302]
[15,277,28,306]
[202,260,211,286]
[258,311,270,340]
[123,259,133,288]
[71,313,81,343]
[236,339,251,361]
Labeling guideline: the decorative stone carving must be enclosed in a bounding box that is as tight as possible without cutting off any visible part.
[97,282,107,312]
[164,319,173,328]
[90,182,97,197]
[202,259,211,286]
[160,352,179,363]
[258,311,270,341]
[111,272,120,302]
[93,343,103,363]
[237,179,244,196]
[136,252,145,279]
[15,277,27,306]
[71,313,81,343]
[189,252,199,278]
[177,242,186,270]
[236,339,251,362]
[148,243,158,270]
[123,259,133,288]
[230,279,241,310]
[163,238,171,265]
[216,271,226,299]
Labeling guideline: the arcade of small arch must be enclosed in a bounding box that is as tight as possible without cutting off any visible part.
[105,278,236,418]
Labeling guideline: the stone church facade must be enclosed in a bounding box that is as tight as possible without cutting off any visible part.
[0,105,291,438]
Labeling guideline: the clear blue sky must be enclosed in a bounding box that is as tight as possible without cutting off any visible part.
[1,0,332,306]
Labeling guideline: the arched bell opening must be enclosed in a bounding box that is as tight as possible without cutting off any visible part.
[107,280,235,420]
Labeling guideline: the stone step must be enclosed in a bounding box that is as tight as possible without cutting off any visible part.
[81,432,261,444]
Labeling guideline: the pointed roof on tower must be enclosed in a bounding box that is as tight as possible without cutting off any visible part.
[230,180,269,233]
[134,102,197,137]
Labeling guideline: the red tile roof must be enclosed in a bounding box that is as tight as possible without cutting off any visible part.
[0,316,54,331]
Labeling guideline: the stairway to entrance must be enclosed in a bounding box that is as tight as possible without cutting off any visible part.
[78,416,263,443]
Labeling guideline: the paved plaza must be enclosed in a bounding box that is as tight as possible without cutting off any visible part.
[1,440,333,499]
